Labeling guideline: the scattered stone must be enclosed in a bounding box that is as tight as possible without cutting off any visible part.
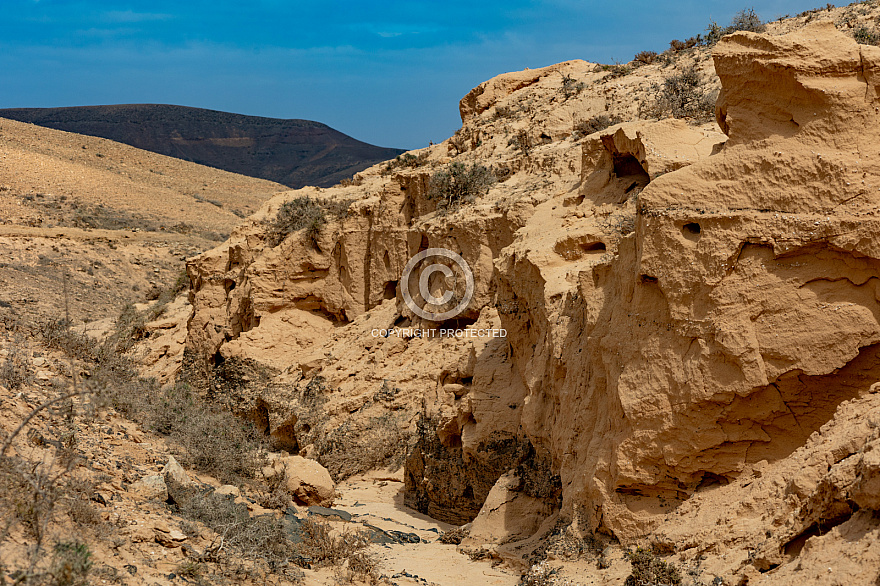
[155,529,187,548]
[307,505,351,522]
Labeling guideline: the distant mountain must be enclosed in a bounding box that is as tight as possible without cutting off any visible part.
[0,104,405,188]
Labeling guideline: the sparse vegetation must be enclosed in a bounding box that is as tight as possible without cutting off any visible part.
[50,541,93,586]
[41,306,267,485]
[0,340,33,390]
[270,196,327,248]
[318,411,410,481]
[650,66,716,121]
[624,547,682,586]
[702,8,766,46]
[269,196,352,248]
[426,162,496,213]
[561,73,585,98]
[175,489,295,566]
[439,525,470,545]
[297,517,379,583]
[151,383,266,483]
[572,115,621,139]
[634,50,658,65]
[854,26,880,44]
[509,129,534,156]
[337,174,364,187]
[383,151,429,174]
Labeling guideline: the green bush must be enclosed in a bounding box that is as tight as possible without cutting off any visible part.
[427,162,495,213]
[271,196,327,247]
[50,541,93,586]
[854,26,880,45]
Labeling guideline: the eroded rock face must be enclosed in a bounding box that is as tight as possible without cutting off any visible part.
[502,22,880,539]
[181,21,880,557]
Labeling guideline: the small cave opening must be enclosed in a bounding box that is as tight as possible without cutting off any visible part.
[383,280,398,300]
[554,236,606,261]
[443,316,479,330]
[682,222,702,241]
[639,274,659,284]
[612,153,650,186]
[224,278,237,293]
[271,421,300,454]
[782,512,853,559]
[695,471,729,491]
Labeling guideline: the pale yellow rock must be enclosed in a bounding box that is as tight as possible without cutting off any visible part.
[128,475,168,501]
[274,455,335,507]
[466,471,555,546]
[214,485,241,498]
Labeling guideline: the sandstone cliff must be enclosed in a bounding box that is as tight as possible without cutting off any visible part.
[178,13,880,584]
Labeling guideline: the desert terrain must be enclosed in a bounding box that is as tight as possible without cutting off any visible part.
[3,2,880,586]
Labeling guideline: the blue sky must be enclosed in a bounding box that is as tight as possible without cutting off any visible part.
[1,1,826,149]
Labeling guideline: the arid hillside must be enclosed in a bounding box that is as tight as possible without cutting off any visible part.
[0,105,406,188]
[0,116,286,326]
[4,2,880,586]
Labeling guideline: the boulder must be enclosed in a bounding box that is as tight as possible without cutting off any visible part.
[465,471,556,545]
[215,485,241,498]
[265,454,335,507]
[161,455,191,487]
[128,475,168,501]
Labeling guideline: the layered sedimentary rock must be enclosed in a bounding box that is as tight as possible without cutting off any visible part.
[182,21,880,576]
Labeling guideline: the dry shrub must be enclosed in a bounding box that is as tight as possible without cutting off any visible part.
[270,196,327,247]
[150,383,265,484]
[439,525,469,545]
[0,342,33,390]
[561,74,585,98]
[383,152,429,174]
[299,516,377,582]
[318,412,410,481]
[176,489,295,566]
[650,66,715,121]
[624,547,682,586]
[42,313,265,484]
[508,130,533,155]
[427,162,495,213]
[634,50,657,65]
[702,7,766,46]
[572,115,620,139]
